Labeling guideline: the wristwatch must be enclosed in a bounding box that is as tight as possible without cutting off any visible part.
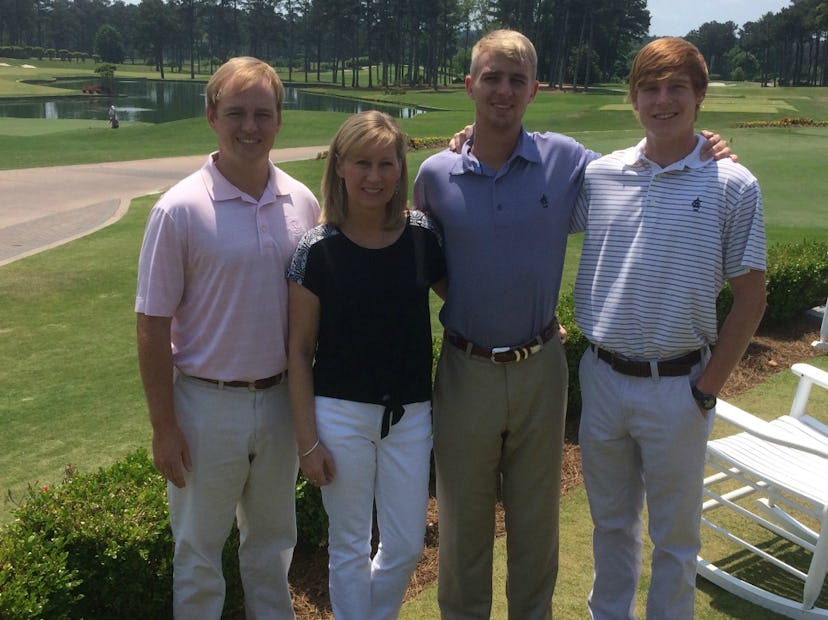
[691,385,717,410]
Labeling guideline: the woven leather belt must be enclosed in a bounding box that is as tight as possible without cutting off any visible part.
[591,345,701,378]
[192,371,287,391]
[445,318,559,364]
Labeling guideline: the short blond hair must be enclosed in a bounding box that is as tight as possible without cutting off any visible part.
[470,29,537,80]
[629,37,708,102]
[205,57,284,114]
[321,111,408,229]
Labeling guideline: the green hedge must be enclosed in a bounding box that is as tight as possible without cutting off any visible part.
[716,239,828,328]
[0,450,326,618]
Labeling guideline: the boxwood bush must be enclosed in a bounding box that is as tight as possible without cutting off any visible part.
[0,450,326,618]
[0,452,175,618]
[716,239,828,328]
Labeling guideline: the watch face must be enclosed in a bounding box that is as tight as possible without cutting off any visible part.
[692,386,716,410]
[700,395,716,410]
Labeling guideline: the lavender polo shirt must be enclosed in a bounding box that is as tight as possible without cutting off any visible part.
[414,129,597,350]
[135,153,320,381]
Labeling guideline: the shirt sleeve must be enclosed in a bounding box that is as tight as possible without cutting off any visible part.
[135,206,185,317]
[570,178,590,234]
[287,232,312,286]
[723,175,766,278]
[287,226,330,299]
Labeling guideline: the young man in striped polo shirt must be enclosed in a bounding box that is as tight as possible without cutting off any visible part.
[572,37,767,619]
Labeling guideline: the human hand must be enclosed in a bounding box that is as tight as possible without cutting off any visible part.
[558,324,568,344]
[152,425,192,488]
[448,124,474,153]
[699,130,738,163]
[300,442,336,486]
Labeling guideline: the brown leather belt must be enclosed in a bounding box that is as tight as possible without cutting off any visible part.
[591,345,702,378]
[192,371,287,391]
[445,318,559,364]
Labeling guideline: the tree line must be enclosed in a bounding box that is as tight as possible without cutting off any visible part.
[685,0,828,87]
[0,0,825,87]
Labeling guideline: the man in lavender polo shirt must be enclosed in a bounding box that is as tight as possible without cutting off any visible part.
[135,57,319,618]
[414,30,598,620]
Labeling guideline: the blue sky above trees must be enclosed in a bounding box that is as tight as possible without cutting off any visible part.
[648,0,792,36]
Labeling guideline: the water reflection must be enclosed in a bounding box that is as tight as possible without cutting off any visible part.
[0,77,426,123]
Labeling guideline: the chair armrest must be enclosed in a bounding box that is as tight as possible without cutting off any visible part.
[792,363,828,390]
[790,363,828,419]
[715,400,828,459]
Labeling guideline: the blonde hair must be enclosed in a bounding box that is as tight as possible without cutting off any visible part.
[205,57,284,114]
[321,111,408,228]
[470,29,537,80]
[629,37,708,103]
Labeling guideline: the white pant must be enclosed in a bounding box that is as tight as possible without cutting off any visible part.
[578,350,714,620]
[316,396,432,620]
[169,373,299,620]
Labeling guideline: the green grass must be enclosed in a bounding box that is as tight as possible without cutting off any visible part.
[0,195,153,516]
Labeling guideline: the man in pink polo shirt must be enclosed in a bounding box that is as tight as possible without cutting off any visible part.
[135,57,319,618]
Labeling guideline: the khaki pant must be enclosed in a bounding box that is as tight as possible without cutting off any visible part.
[169,373,298,620]
[579,349,713,620]
[433,337,568,620]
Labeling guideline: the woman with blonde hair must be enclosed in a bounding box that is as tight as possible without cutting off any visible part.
[288,110,446,620]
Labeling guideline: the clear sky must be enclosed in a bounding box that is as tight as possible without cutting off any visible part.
[647,0,793,36]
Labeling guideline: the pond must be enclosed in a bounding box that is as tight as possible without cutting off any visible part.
[0,77,426,123]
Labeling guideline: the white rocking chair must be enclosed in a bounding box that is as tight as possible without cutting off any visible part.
[697,362,828,617]
[813,297,828,352]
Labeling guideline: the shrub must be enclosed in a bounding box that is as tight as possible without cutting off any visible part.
[0,449,325,618]
[0,525,81,619]
[556,291,589,416]
[295,479,327,548]
[764,239,828,324]
[1,452,174,617]
[734,117,828,128]
[717,239,828,327]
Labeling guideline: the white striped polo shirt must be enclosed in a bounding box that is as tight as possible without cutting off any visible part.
[570,135,766,360]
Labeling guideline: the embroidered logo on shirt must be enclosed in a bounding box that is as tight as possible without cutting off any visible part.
[540,194,549,209]
[692,197,702,212]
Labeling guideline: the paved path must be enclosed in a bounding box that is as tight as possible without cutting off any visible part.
[0,145,327,267]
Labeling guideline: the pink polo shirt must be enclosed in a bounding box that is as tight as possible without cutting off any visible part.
[135,153,320,381]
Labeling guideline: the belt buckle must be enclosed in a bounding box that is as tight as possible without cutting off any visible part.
[490,346,512,364]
